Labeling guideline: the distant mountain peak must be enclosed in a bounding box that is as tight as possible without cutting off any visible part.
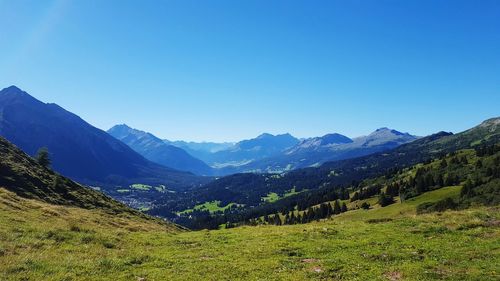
[2,85,23,92]
[113,124,132,129]
[257,133,274,139]
[108,124,135,135]
[0,87,208,188]
[107,124,214,175]
[371,127,407,136]
[319,133,353,145]
[255,133,295,139]
[0,85,37,101]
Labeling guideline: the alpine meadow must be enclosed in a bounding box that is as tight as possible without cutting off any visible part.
[0,1,499,281]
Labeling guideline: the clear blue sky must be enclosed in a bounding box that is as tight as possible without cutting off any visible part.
[1,0,498,142]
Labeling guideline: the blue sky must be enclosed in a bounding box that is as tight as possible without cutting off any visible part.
[0,0,499,142]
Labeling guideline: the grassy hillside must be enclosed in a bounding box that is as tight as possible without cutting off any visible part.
[0,136,132,212]
[173,142,499,229]
[1,120,498,279]
[148,118,499,229]
[0,135,498,280]
[0,133,180,223]
[1,186,498,280]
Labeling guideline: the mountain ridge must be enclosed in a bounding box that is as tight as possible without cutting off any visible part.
[107,124,214,175]
[147,116,499,229]
[217,127,418,174]
[0,86,207,189]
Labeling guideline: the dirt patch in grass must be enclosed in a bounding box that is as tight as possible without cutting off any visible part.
[301,258,319,263]
[384,271,403,281]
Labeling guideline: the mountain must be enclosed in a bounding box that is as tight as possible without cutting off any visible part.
[0,134,181,278]
[2,127,496,280]
[148,117,499,229]
[226,140,500,228]
[165,140,234,161]
[287,133,353,153]
[155,129,415,176]
[0,86,207,189]
[0,135,136,213]
[219,128,418,174]
[108,125,214,175]
[202,133,300,168]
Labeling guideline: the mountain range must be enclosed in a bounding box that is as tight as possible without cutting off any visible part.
[108,124,214,175]
[110,125,418,176]
[2,112,497,280]
[219,128,418,174]
[0,85,498,280]
[3,85,496,226]
[1,85,418,198]
[148,117,500,229]
[0,86,207,189]
[164,139,234,159]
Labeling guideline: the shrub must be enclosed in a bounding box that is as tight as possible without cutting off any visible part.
[378,193,395,207]
[416,198,458,214]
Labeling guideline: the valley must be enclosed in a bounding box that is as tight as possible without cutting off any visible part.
[1,2,499,279]
[1,101,498,279]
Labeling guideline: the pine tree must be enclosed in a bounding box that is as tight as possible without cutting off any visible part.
[415,176,426,193]
[319,204,327,218]
[386,183,399,197]
[425,173,435,187]
[460,179,474,198]
[333,200,341,215]
[284,214,290,225]
[51,175,66,193]
[36,147,51,168]
[306,207,314,222]
[435,174,444,187]
[440,159,448,168]
[274,214,282,226]
[340,188,350,200]
[313,208,321,221]
[486,167,493,177]
[263,215,270,224]
[350,192,359,202]
[360,202,370,209]
[378,193,395,207]
[341,202,347,213]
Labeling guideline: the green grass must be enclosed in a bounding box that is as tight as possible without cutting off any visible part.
[262,192,280,202]
[284,187,302,197]
[1,186,498,280]
[179,201,236,214]
[129,184,152,191]
[263,188,304,203]
[339,186,462,222]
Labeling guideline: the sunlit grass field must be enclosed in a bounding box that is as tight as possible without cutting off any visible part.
[0,187,498,281]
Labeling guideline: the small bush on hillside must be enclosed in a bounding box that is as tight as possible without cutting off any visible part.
[378,193,395,207]
[416,198,458,214]
[44,230,71,243]
[101,240,117,249]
